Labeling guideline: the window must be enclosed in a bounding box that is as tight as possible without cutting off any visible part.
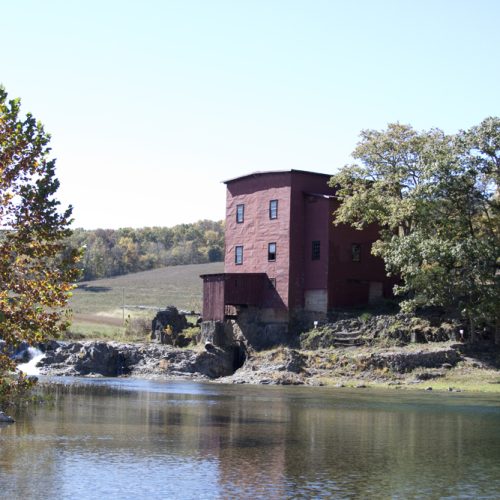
[235,245,243,265]
[268,277,276,289]
[236,204,244,223]
[312,240,320,260]
[268,242,276,261]
[269,199,278,219]
[351,243,361,262]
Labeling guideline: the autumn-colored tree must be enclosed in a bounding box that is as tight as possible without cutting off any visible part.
[65,221,225,281]
[0,87,80,402]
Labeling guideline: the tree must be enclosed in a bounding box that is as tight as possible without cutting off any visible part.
[0,87,80,402]
[330,119,499,341]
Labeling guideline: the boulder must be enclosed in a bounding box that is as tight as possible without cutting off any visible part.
[0,411,15,423]
[40,339,62,352]
[74,342,122,376]
[11,342,31,362]
[191,349,235,378]
[151,306,189,344]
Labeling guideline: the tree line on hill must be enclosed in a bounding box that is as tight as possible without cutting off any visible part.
[65,220,225,281]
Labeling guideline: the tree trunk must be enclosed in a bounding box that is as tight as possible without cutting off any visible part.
[495,316,500,346]
[469,316,476,343]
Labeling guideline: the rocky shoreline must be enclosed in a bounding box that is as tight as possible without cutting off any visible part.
[35,340,235,380]
[11,312,497,391]
[25,337,497,391]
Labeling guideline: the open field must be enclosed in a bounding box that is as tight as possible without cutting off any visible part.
[70,262,223,316]
[67,262,223,339]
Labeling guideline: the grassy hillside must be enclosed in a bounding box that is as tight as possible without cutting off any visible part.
[67,262,223,339]
[71,261,224,316]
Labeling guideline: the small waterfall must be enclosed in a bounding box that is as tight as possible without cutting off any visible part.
[17,347,45,376]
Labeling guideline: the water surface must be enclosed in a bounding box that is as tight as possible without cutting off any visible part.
[1,378,499,499]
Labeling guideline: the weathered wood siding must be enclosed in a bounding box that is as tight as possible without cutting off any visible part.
[201,274,226,321]
[223,273,267,306]
[201,273,269,320]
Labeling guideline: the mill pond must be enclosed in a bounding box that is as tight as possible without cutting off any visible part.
[1,377,499,499]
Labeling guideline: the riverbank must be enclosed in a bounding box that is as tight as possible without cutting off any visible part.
[27,339,500,393]
[217,342,500,392]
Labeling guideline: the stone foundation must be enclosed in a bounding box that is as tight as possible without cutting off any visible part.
[201,306,296,352]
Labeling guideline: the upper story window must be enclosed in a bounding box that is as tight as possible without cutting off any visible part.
[235,245,243,265]
[312,240,320,260]
[268,242,276,261]
[236,204,244,223]
[269,200,278,219]
[351,243,361,262]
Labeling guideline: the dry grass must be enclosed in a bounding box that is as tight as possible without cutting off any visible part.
[66,262,222,340]
[422,366,500,393]
[70,262,223,317]
[303,343,500,393]
[65,321,126,341]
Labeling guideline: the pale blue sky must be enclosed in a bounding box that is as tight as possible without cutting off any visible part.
[3,0,499,228]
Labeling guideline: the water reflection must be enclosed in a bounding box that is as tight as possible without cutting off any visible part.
[1,380,499,499]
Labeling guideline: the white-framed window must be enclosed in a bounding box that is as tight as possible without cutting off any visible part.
[235,245,243,265]
[236,204,244,223]
[269,199,278,219]
[268,242,276,261]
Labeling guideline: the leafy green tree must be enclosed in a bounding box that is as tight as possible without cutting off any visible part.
[0,87,80,402]
[330,119,499,342]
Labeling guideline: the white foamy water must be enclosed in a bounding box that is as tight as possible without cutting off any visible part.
[17,347,45,376]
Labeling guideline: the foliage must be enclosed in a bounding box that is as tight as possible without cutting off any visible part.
[66,220,224,281]
[0,371,35,408]
[359,312,373,323]
[0,86,80,397]
[330,119,499,326]
[124,317,151,339]
[182,326,201,344]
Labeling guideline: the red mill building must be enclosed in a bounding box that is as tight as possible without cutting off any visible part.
[201,170,394,332]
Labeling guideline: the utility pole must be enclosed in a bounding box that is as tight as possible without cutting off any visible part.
[122,288,125,325]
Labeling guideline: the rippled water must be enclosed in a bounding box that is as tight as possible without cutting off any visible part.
[1,378,499,499]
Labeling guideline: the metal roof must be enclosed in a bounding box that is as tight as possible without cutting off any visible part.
[223,169,332,184]
[200,272,268,279]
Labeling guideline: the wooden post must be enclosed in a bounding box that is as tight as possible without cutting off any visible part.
[122,288,125,325]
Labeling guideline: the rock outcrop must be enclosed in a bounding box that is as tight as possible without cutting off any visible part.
[37,341,235,379]
[151,306,189,345]
[300,313,461,348]
[26,331,476,388]
[218,348,307,385]
[365,346,460,373]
